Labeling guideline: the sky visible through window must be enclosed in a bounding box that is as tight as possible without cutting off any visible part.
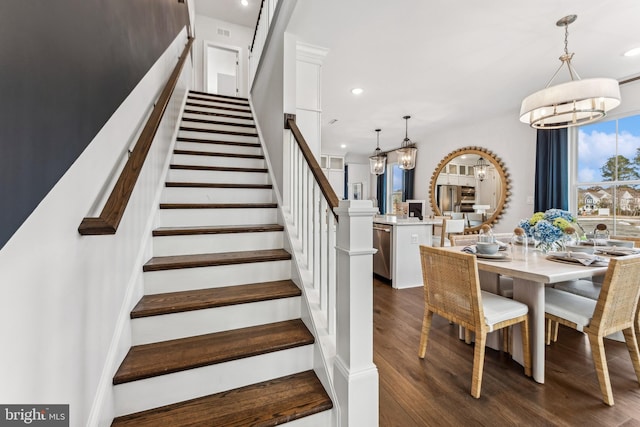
[577,114,640,182]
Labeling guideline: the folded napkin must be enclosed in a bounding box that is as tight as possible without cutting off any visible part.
[461,245,477,254]
[547,251,609,266]
[594,246,640,256]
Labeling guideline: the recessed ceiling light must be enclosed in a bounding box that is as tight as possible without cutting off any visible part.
[351,88,363,95]
[624,47,640,57]
[241,0,249,6]
[340,144,347,149]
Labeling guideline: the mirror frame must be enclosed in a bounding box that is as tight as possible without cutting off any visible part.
[429,146,511,233]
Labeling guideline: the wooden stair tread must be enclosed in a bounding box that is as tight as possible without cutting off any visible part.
[181,117,255,128]
[183,109,252,120]
[188,90,248,102]
[188,94,249,107]
[179,126,258,137]
[152,224,284,236]
[113,319,313,384]
[143,248,291,272]
[159,202,277,209]
[176,137,260,147]
[173,149,264,159]
[185,102,250,114]
[170,164,267,173]
[165,182,272,189]
[131,280,300,318]
[111,370,332,426]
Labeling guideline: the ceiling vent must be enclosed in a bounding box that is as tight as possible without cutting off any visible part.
[217,28,230,37]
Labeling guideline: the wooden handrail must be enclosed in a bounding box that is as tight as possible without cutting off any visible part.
[286,117,339,220]
[250,0,266,53]
[78,37,194,235]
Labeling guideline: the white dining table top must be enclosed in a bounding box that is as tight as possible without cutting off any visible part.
[446,246,609,283]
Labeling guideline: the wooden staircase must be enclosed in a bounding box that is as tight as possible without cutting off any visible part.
[111,91,333,426]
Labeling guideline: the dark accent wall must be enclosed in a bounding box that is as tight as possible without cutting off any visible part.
[0,0,189,248]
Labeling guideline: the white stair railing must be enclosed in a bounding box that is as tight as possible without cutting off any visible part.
[284,116,379,426]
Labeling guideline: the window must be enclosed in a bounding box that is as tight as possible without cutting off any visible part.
[572,114,640,236]
[388,163,405,214]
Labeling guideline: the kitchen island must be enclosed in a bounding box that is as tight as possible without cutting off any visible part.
[373,216,442,289]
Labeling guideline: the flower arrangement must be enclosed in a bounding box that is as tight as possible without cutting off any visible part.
[517,209,579,251]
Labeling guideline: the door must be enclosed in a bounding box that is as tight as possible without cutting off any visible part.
[206,45,239,97]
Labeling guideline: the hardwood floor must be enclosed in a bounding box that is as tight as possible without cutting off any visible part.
[374,278,640,426]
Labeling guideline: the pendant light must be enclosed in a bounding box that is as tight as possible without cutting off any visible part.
[475,157,488,182]
[369,128,387,175]
[396,115,417,170]
[519,15,621,129]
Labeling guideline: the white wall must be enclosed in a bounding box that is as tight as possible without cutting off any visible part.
[0,30,191,427]
[412,111,537,233]
[193,15,252,96]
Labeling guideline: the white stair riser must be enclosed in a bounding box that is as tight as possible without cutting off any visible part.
[152,231,283,256]
[159,208,277,227]
[188,94,249,104]
[161,186,274,204]
[113,345,313,416]
[184,104,252,118]
[175,141,262,156]
[183,112,253,126]
[167,168,269,185]
[180,121,256,134]
[171,154,265,169]
[186,99,252,112]
[144,260,291,294]
[178,130,258,144]
[131,297,301,345]
[284,411,333,427]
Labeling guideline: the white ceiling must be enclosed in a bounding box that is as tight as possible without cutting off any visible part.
[203,1,640,157]
[285,0,640,156]
[194,0,261,28]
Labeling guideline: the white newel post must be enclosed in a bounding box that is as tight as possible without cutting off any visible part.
[333,200,379,427]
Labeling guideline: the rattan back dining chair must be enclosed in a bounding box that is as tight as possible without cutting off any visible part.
[418,245,532,398]
[545,255,640,405]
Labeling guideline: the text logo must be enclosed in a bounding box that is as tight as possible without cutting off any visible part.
[0,405,68,426]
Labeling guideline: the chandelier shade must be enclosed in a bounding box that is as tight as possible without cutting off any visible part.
[369,128,387,175]
[519,78,621,129]
[396,115,417,170]
[519,15,620,129]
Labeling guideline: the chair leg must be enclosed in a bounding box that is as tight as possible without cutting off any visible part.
[470,331,487,398]
[553,321,559,343]
[418,310,433,359]
[622,328,640,385]
[546,318,552,345]
[587,333,614,406]
[502,327,509,353]
[520,317,532,377]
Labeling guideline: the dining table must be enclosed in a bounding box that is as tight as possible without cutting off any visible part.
[446,246,610,384]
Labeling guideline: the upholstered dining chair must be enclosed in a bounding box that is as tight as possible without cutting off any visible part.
[451,233,515,299]
[554,235,640,301]
[418,245,532,398]
[545,255,640,406]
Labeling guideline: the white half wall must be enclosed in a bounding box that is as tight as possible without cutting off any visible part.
[0,29,191,427]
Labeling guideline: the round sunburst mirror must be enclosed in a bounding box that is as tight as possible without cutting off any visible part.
[429,146,511,233]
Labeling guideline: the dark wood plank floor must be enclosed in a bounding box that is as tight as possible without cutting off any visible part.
[373,278,640,427]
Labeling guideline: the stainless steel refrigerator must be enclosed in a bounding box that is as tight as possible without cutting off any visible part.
[437,185,462,213]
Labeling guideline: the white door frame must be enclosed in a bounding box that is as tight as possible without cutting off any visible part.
[203,40,243,97]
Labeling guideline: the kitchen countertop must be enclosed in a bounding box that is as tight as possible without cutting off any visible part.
[373,216,442,226]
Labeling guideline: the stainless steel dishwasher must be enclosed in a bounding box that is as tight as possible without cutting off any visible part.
[373,223,392,280]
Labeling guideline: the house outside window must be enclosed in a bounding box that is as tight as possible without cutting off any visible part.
[570,114,640,237]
